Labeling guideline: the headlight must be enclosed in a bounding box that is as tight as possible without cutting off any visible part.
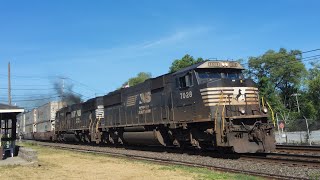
[239,107,246,114]
[262,107,268,113]
[221,62,228,67]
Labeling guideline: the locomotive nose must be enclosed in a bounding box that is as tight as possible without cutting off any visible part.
[200,85,259,107]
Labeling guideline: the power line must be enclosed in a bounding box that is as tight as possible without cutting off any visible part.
[67,89,91,99]
[0,84,52,87]
[8,62,11,105]
[0,73,104,94]
[300,54,320,60]
[244,57,320,74]
[301,48,320,54]
[0,88,56,90]
[65,77,104,93]
[241,48,320,66]
[8,96,60,102]
[0,74,104,95]
[242,54,320,69]
[0,94,60,97]
[0,74,59,79]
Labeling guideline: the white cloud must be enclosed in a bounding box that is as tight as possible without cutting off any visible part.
[140,26,210,49]
[40,26,211,65]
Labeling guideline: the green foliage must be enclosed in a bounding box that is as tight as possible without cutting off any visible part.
[169,54,204,73]
[248,48,307,112]
[247,49,320,131]
[306,62,320,120]
[308,62,320,105]
[159,165,261,180]
[122,72,152,87]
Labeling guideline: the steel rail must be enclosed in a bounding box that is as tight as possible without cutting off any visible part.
[276,144,320,151]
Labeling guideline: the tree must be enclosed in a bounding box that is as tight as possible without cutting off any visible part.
[306,62,320,119]
[308,62,320,102]
[169,54,204,73]
[122,72,152,87]
[247,48,307,112]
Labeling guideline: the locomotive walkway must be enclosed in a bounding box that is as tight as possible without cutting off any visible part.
[22,140,320,180]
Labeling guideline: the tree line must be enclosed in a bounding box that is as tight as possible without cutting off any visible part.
[123,49,320,131]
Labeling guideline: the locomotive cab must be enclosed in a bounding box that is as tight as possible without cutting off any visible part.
[194,61,275,153]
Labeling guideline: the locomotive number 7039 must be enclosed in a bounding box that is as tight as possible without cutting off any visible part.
[180,91,192,99]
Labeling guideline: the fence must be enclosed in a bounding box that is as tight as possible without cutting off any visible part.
[275,130,320,145]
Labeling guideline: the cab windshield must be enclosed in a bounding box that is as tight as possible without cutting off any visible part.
[196,68,243,83]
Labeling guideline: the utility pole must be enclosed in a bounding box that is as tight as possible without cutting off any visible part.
[61,77,65,100]
[8,62,11,105]
[303,116,312,145]
[276,113,281,143]
[291,93,300,113]
[60,77,66,107]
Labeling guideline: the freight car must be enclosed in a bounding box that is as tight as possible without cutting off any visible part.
[17,101,65,141]
[34,102,65,141]
[54,61,276,153]
[20,109,36,140]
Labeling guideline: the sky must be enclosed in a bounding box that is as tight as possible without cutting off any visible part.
[0,0,319,108]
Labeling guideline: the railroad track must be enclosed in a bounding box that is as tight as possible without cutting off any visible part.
[240,152,320,169]
[21,140,318,180]
[276,144,320,154]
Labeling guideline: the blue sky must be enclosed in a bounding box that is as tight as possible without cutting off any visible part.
[0,0,319,108]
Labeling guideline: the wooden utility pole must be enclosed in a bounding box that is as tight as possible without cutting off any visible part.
[8,62,11,105]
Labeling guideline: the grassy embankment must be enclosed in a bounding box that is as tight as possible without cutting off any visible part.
[0,143,261,180]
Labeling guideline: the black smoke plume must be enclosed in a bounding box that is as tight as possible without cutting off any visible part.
[53,80,82,106]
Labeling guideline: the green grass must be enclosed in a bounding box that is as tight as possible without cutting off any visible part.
[17,142,261,180]
[158,165,261,180]
[309,173,320,180]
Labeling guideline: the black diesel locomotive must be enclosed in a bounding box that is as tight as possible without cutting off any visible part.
[54,61,275,153]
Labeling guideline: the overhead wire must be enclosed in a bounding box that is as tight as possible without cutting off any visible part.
[0,96,60,102]
[0,73,104,97]
[0,94,59,97]
[0,88,56,91]
[66,89,91,99]
[65,77,104,93]
[240,48,320,67]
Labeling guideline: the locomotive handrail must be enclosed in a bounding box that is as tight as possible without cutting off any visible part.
[266,101,276,127]
[262,97,276,127]
[221,96,228,132]
[96,117,101,134]
[261,97,266,109]
[214,91,224,132]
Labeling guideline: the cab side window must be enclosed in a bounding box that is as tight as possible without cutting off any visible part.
[177,73,193,88]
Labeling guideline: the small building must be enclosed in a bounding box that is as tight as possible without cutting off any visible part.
[0,103,24,159]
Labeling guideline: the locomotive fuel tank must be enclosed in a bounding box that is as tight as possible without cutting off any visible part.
[123,130,166,146]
